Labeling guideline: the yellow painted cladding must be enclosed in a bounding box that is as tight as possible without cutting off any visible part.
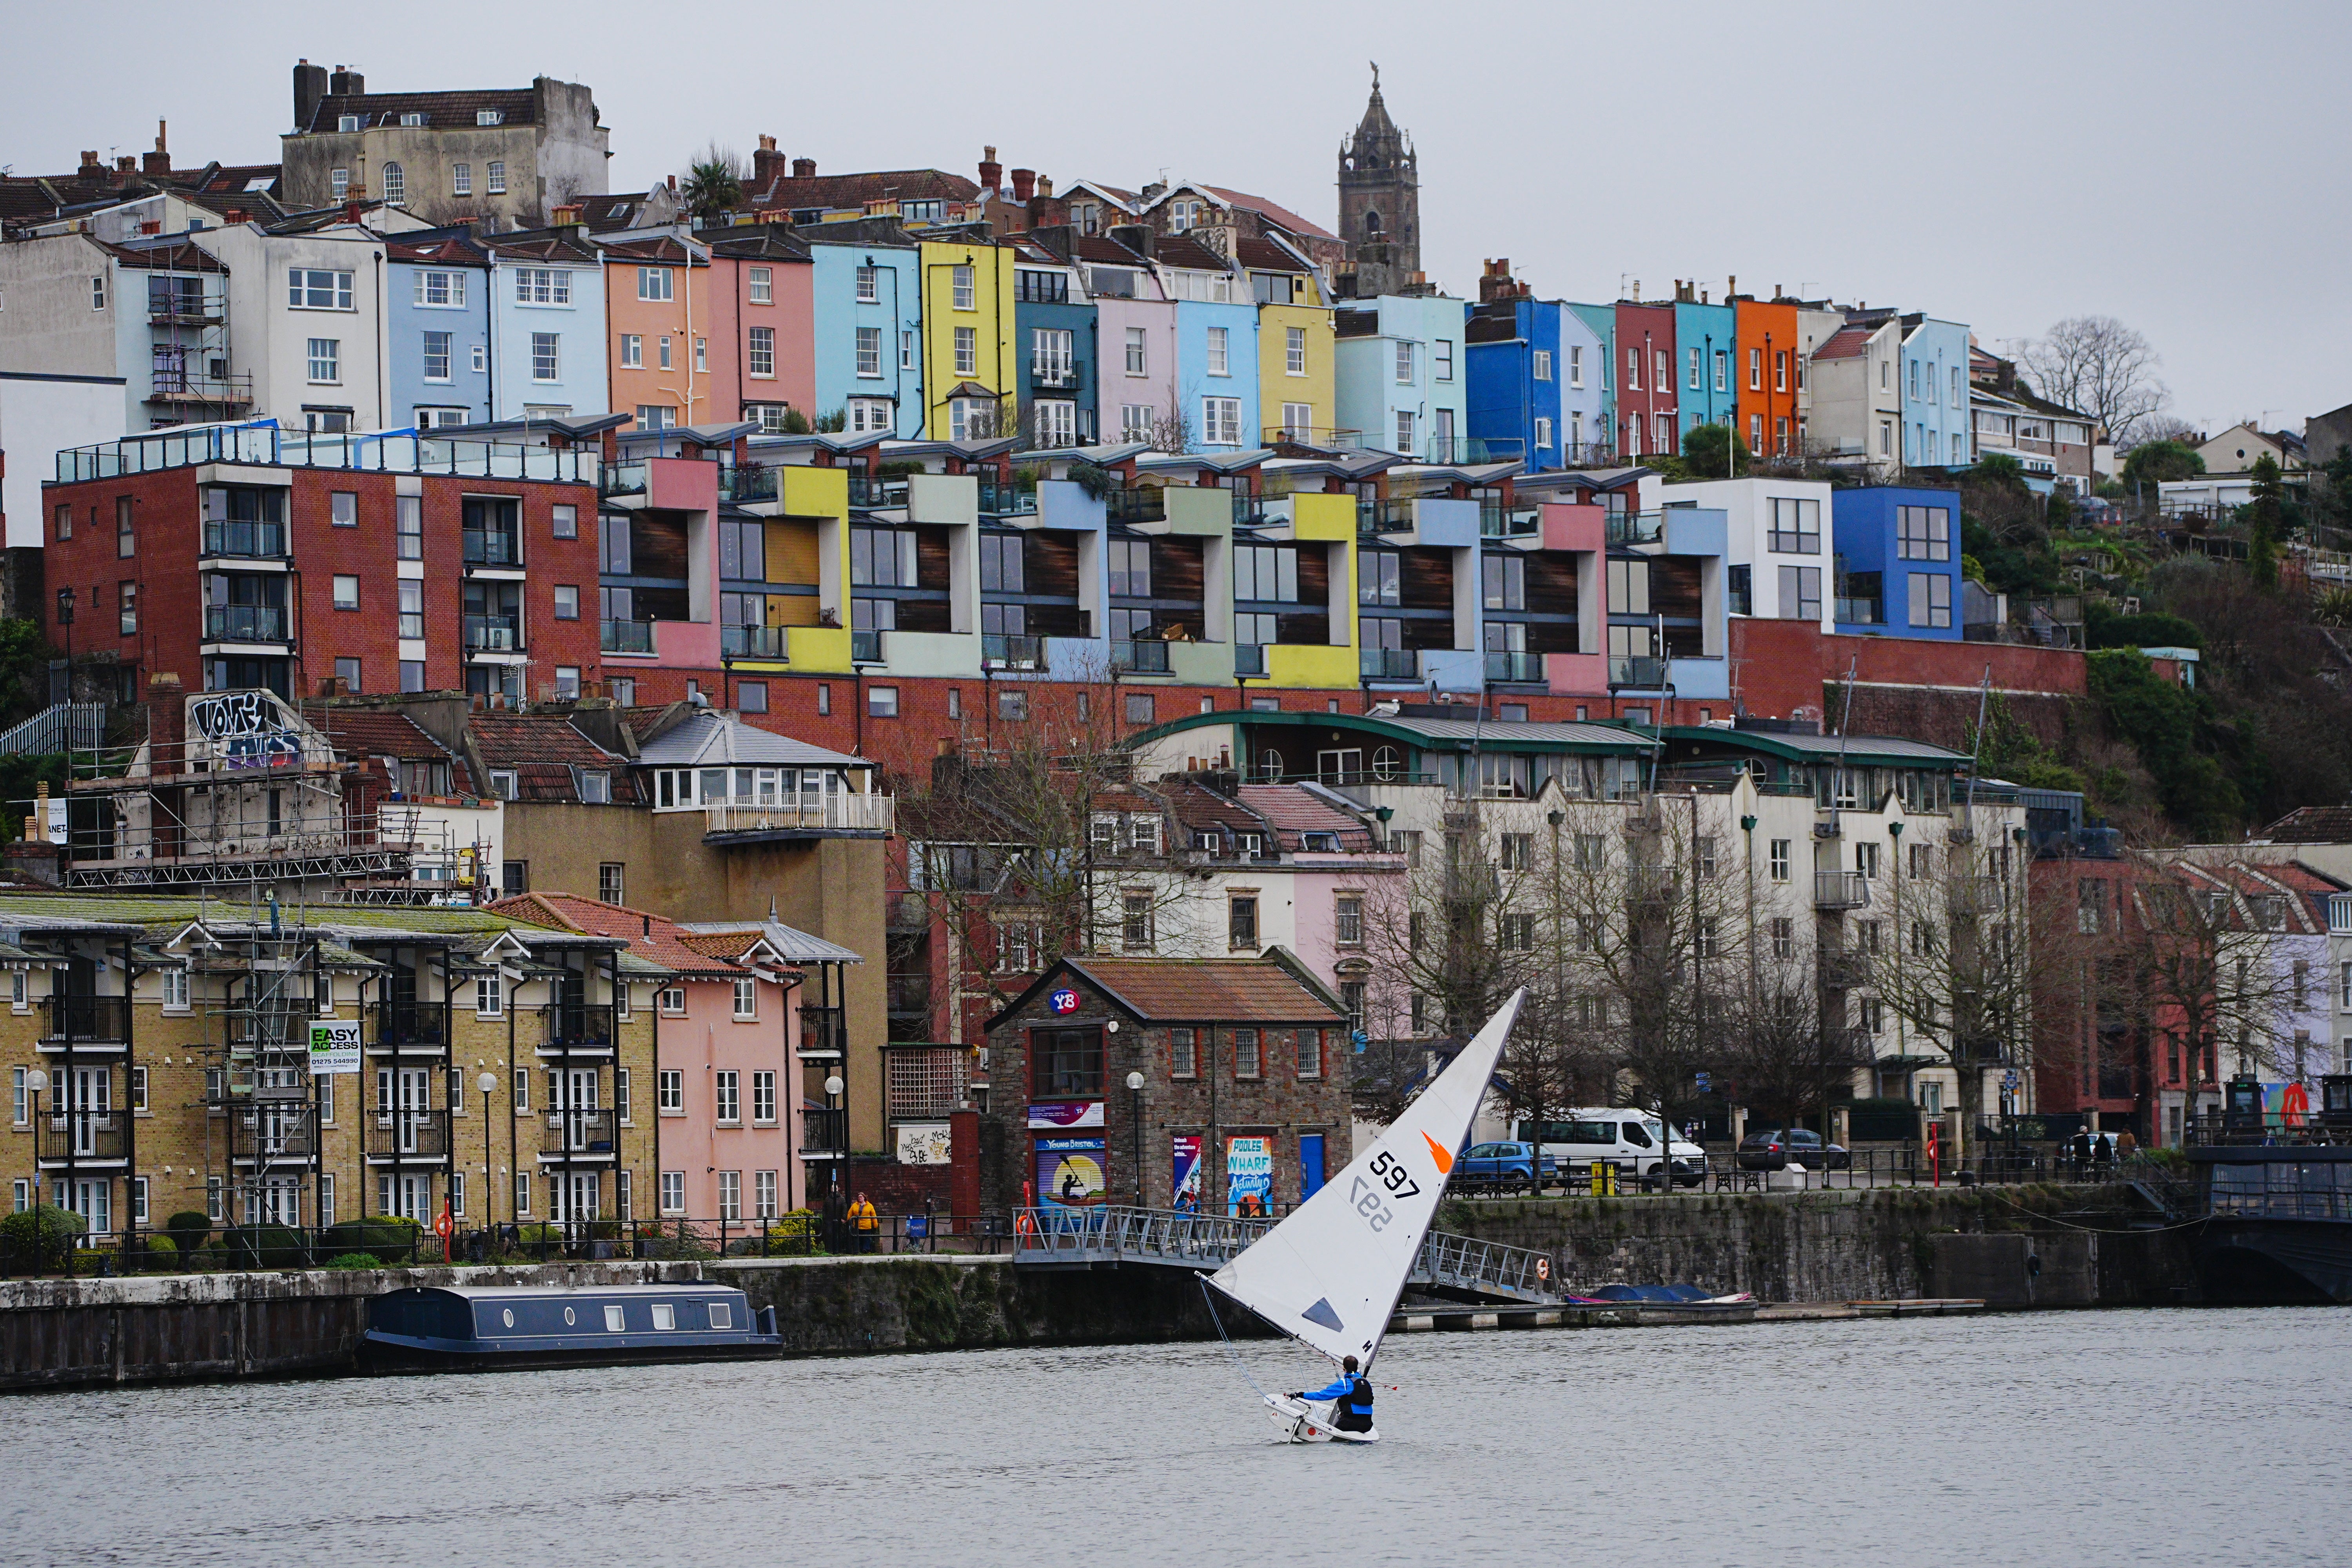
[772,465,853,671]
[1254,492,1357,690]
[1258,303,1336,444]
[919,240,1016,439]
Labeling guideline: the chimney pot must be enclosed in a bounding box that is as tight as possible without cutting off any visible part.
[791,156,815,179]
[1728,274,1737,298]
[978,147,1003,194]
[1035,174,1054,198]
[1010,167,1036,202]
[78,150,101,175]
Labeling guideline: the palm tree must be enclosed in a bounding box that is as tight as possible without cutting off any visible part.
[679,145,745,222]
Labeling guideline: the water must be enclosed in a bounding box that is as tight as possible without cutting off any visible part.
[5,1309,2340,1567]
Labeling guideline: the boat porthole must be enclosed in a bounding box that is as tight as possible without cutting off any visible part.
[502,1309,515,1328]
[563,1307,576,1326]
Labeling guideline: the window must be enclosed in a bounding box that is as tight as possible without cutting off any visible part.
[659,337,673,371]
[1655,349,1669,390]
[900,331,916,370]
[855,265,878,303]
[732,978,758,1020]
[715,1070,741,1123]
[333,574,360,610]
[1395,340,1414,384]
[737,324,774,379]
[695,337,706,372]
[1531,348,1552,382]
[331,167,350,200]
[1769,839,1791,881]
[1768,497,1820,554]
[1286,325,1307,375]
[307,338,341,383]
[1688,348,1701,390]
[475,974,504,1016]
[746,266,773,305]
[1125,328,1147,376]
[117,581,137,635]
[868,685,898,718]
[753,1171,777,1219]
[638,267,673,302]
[596,861,625,904]
[1499,833,1533,871]
[855,327,881,377]
[1535,416,1552,452]
[1436,339,1453,381]
[514,269,571,305]
[486,161,506,195]
[452,163,472,197]
[548,584,578,622]
[997,688,1029,722]
[954,325,978,377]
[414,270,465,309]
[952,264,976,310]
[746,1070,776,1125]
[1395,410,1416,455]
[1202,397,1241,446]
[1123,893,1154,952]
[531,333,559,381]
[736,681,766,714]
[1229,895,1259,949]
[1897,505,1952,561]
[1568,345,1584,387]
[1231,1027,1263,1080]
[419,328,453,382]
[1171,1027,1198,1078]
[655,1171,685,1215]
[1907,572,1953,629]
[1206,325,1229,376]
[1121,405,1153,441]
[337,113,361,132]
[848,396,892,434]
[659,1069,685,1116]
[1778,565,1822,622]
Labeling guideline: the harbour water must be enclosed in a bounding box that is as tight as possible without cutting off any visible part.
[6,1307,2341,1567]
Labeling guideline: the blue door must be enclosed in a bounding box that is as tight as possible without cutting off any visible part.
[1299,1134,1327,1201]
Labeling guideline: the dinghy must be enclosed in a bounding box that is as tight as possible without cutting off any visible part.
[1208,990,1524,1444]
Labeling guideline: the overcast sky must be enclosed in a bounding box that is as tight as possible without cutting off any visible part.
[8,0,2345,434]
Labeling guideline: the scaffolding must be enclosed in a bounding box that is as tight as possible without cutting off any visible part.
[199,902,328,1232]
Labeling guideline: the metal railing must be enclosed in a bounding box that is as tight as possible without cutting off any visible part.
[722,624,787,659]
[36,1113,127,1161]
[541,1108,618,1155]
[0,703,104,758]
[704,794,896,835]
[1947,875,2007,916]
[229,1111,319,1161]
[1112,639,1170,673]
[1263,425,1362,450]
[201,519,286,558]
[983,633,1042,668]
[204,605,288,641]
[719,465,778,503]
[544,1003,617,1048]
[364,1108,451,1159]
[799,1005,846,1057]
[58,428,599,485]
[1361,646,1417,679]
[1814,871,1871,910]
[147,369,253,403]
[1485,650,1544,683]
[462,529,521,567]
[370,1000,446,1049]
[45,996,129,1042]
[1818,949,1872,989]
[463,614,523,652]
[602,619,654,653]
[801,1107,849,1156]
[1417,1231,1555,1302]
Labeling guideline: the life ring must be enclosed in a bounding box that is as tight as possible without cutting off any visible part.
[1535,1256,1550,1282]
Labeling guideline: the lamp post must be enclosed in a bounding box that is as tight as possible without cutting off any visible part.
[1125,1070,1145,1205]
[53,588,73,705]
[824,1073,845,1248]
[477,1073,497,1241]
[25,1068,47,1217]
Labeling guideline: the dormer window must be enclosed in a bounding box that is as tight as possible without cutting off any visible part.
[1192,830,1220,853]
[400,112,425,127]
[576,769,611,804]
[489,770,519,801]
[1239,832,1265,857]
[337,114,360,133]
[476,109,503,126]
[1301,831,1341,853]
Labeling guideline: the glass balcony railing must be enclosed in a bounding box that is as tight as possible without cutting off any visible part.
[848,474,909,508]
[718,464,777,503]
[850,629,883,663]
[463,614,523,653]
[1112,639,1170,673]
[462,528,520,566]
[983,633,1042,668]
[201,519,286,558]
[203,605,287,641]
[1360,646,1417,679]
[1235,643,1267,677]
[722,624,788,659]
[1484,650,1544,683]
[601,619,653,653]
[1105,488,1166,524]
[1609,656,1668,689]
[977,482,1037,517]
[1605,511,1666,546]
[1836,598,1883,625]
[600,462,647,498]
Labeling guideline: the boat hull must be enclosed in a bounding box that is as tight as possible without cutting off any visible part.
[1266,1393,1379,1445]
[360,1329,783,1375]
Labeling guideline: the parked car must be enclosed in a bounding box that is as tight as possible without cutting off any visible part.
[1736,1128,1851,1171]
[1454,1141,1559,1194]
[1514,1112,1707,1189]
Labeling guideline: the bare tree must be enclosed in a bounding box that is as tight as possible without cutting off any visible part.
[1147,408,1195,456]
[2019,316,2171,446]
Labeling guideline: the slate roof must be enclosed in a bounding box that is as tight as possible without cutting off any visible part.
[469,712,637,804]
[2261,807,2352,844]
[704,227,812,262]
[302,88,540,135]
[1073,233,1149,266]
[385,235,489,265]
[1235,234,1312,273]
[1152,235,1232,273]
[597,235,701,265]
[319,710,475,793]
[676,918,865,965]
[1053,955,1343,1025]
[479,228,603,264]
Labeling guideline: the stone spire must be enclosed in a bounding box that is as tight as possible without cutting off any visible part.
[1337,63,1420,297]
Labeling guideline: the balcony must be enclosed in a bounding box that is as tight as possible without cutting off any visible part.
[365,1108,451,1160]
[201,519,286,559]
[978,481,1038,517]
[1443,862,1501,905]
[1361,497,1416,535]
[541,1108,618,1157]
[1836,598,1883,626]
[719,464,777,504]
[848,473,909,509]
[545,1004,618,1049]
[463,614,524,653]
[1609,657,1667,690]
[1105,488,1166,524]
[1263,425,1362,451]
[851,629,883,662]
[44,995,129,1044]
[600,462,648,499]
[1819,949,1872,990]
[887,973,932,1018]
[602,619,654,654]
[147,369,253,406]
[370,1000,446,1049]
[801,1107,849,1158]
[1485,650,1544,683]
[1605,511,1666,546]
[203,605,288,642]
[1948,875,2008,917]
[229,1111,318,1161]
[1814,871,1871,911]
[1112,639,1170,673]
[1483,506,1541,538]
[36,1114,128,1162]
[799,1005,846,1059]
[983,633,1042,669]
[1234,643,1267,677]
[462,529,521,568]
[722,624,788,660]
[1361,647,1418,680]
[704,795,896,838]
[1029,361,1084,391]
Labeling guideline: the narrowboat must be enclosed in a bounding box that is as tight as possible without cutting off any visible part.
[360,1284,782,1373]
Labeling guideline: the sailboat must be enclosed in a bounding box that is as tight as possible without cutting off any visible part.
[1207,989,1524,1444]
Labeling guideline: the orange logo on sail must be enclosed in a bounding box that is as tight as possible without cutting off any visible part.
[1421,1133,1454,1175]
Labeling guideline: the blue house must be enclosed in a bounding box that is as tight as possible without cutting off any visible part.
[1831,485,1964,641]
[1010,236,1095,447]
[387,232,490,428]
[481,226,608,421]
[1466,289,1611,471]
[1902,316,1973,470]
[1673,298,1737,445]
[1334,294,1468,460]
[1174,297,1259,452]
[1565,302,1616,463]
[805,224,922,438]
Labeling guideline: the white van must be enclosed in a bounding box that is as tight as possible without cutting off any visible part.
[1512,1110,1707,1189]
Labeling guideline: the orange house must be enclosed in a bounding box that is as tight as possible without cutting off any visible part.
[1734,296,1802,459]
[601,235,714,430]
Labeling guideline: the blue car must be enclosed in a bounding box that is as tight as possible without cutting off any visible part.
[1455,1141,1559,1194]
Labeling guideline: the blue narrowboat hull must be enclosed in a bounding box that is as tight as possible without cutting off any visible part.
[359,1284,783,1374]
[360,1327,784,1374]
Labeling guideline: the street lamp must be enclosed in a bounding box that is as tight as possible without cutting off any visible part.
[477,1073,497,1239]
[1125,1070,1145,1206]
[823,1074,846,1249]
[25,1069,47,1210]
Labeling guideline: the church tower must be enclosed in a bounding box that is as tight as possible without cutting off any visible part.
[1337,64,1419,298]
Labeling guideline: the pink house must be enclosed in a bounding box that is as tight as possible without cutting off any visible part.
[491,893,803,1225]
[706,229,818,430]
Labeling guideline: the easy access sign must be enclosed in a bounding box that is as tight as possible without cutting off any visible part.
[309,1019,361,1075]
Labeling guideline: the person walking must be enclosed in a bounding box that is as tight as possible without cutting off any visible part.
[850,1191,879,1254]
[1291,1356,1376,1434]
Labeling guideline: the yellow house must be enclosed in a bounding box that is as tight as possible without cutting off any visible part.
[737,463,853,673]
[918,238,1016,440]
[1253,491,1359,690]
[1259,301,1336,445]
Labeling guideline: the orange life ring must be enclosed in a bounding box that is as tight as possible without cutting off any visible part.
[1535,1256,1550,1281]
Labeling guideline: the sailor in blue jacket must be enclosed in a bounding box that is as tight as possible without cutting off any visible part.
[1291,1354,1374,1432]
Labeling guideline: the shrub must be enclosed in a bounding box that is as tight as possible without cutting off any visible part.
[0,1203,87,1270]
[319,1217,420,1262]
[137,1234,178,1268]
[224,1224,309,1270]
[323,1252,383,1270]
[165,1210,212,1256]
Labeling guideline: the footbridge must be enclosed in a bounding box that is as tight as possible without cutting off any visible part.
[1013,1205,1561,1306]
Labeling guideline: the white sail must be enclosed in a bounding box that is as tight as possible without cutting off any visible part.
[1208,989,1524,1367]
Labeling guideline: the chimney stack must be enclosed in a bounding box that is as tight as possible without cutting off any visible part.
[142,120,171,177]
[751,133,784,190]
[1728,274,1737,298]
[551,204,583,228]
[1010,167,1036,203]
[77,150,101,178]
[293,58,328,131]
[978,145,1002,195]
[329,65,363,97]
[1035,174,1054,198]
[791,156,816,179]
[1478,258,1515,304]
